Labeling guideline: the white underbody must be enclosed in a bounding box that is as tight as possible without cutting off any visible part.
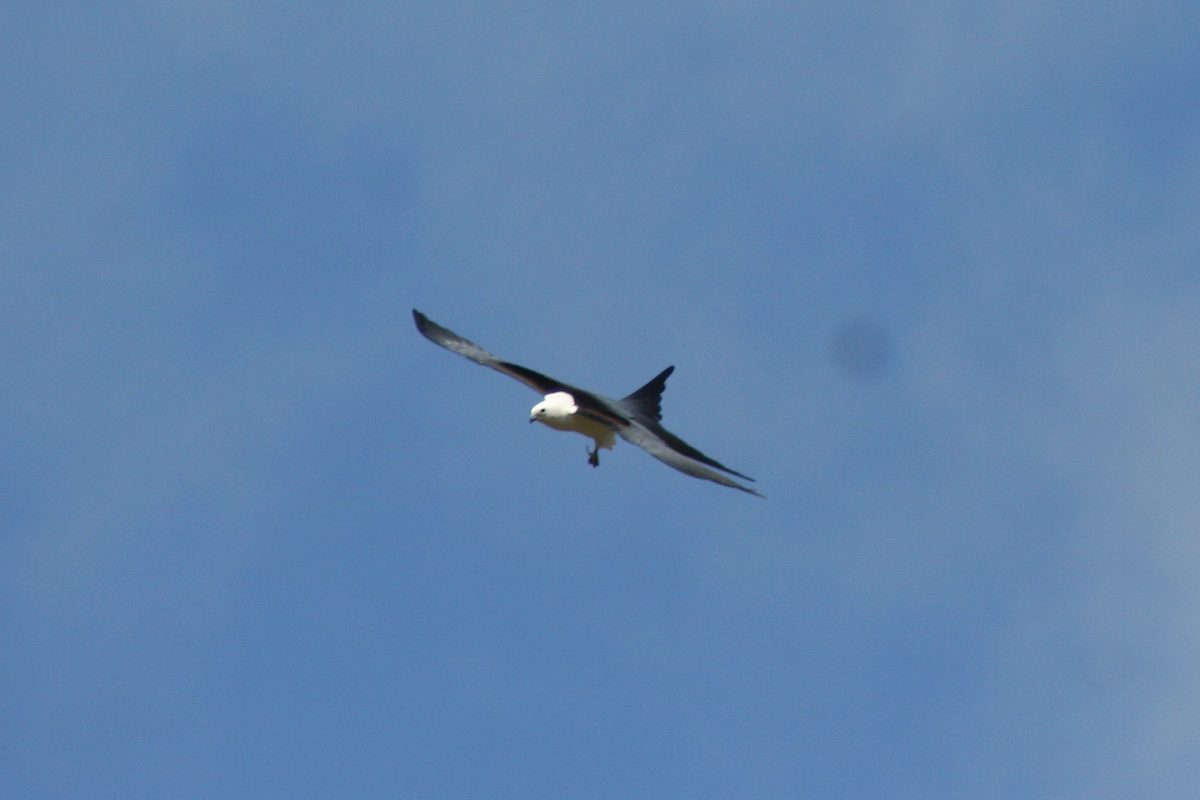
[530,391,616,449]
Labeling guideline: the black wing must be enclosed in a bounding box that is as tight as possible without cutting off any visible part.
[638,416,756,482]
[413,310,629,429]
[616,364,755,483]
[618,420,764,497]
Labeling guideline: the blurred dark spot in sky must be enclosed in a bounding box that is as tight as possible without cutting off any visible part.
[830,319,890,379]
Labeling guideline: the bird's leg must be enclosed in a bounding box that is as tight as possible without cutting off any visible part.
[587,445,600,467]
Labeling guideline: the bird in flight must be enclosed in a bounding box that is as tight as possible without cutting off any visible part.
[413,310,762,496]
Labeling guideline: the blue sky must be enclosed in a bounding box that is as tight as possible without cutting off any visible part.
[4,1,1200,797]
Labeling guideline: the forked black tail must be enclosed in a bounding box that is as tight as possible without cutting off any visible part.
[620,366,674,422]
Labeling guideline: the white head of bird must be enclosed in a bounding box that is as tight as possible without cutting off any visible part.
[529,391,577,427]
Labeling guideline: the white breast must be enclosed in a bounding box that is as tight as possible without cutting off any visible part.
[531,391,616,449]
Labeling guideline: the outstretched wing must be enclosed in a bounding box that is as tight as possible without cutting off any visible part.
[618,420,764,497]
[413,310,629,429]
[617,366,756,483]
[638,416,756,482]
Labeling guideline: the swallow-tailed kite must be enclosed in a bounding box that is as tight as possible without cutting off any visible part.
[413,310,762,496]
